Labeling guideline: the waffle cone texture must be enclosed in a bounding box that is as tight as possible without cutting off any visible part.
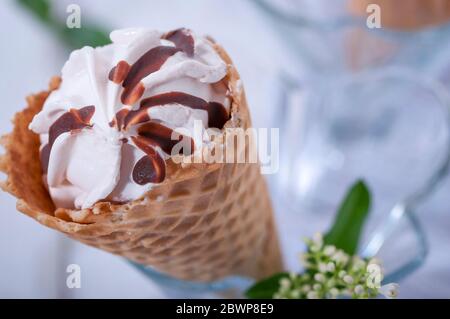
[0,44,283,282]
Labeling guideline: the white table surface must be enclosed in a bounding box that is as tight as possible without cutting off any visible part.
[0,0,449,298]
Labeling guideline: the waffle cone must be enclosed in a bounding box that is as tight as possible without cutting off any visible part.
[0,44,283,282]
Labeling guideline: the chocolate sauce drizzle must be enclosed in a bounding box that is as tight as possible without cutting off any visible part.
[115,28,196,106]
[137,121,195,155]
[121,46,179,105]
[139,91,229,129]
[108,60,130,84]
[163,28,195,57]
[109,108,130,130]
[121,91,228,129]
[130,121,194,185]
[131,136,166,185]
[41,30,229,194]
[41,106,95,173]
[105,28,230,186]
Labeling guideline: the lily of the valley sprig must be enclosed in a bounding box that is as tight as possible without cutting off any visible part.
[246,180,399,299]
[273,234,399,299]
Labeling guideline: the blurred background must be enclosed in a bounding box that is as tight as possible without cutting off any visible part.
[1,0,450,298]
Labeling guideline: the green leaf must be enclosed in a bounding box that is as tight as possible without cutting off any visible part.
[16,0,111,50]
[324,180,371,255]
[58,24,111,49]
[16,0,52,23]
[245,272,289,299]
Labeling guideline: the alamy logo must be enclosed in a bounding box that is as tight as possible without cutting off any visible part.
[366,4,382,29]
[66,264,81,289]
[66,4,81,29]
[169,120,280,175]
[366,263,383,289]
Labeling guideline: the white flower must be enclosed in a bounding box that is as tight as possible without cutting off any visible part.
[366,263,383,289]
[307,291,319,299]
[329,288,340,298]
[274,231,399,299]
[302,284,311,293]
[323,245,336,256]
[312,232,323,247]
[299,253,311,267]
[326,262,336,272]
[352,257,366,271]
[280,278,291,289]
[318,263,328,273]
[314,273,325,282]
[332,250,349,264]
[379,283,399,299]
[310,245,321,253]
[343,275,354,284]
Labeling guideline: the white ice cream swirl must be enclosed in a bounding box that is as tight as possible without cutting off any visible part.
[29,28,230,209]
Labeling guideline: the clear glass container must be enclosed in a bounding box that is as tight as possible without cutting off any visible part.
[129,0,450,297]
[255,0,450,285]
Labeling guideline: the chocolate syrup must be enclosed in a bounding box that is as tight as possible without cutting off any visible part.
[108,60,131,84]
[105,29,228,186]
[44,29,230,192]
[41,106,95,173]
[116,28,195,106]
[40,144,51,174]
[131,136,166,184]
[163,28,195,57]
[109,108,130,130]
[139,91,228,129]
[137,121,195,155]
[120,46,178,105]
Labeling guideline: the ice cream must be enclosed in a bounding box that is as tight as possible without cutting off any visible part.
[1,29,283,281]
[29,28,230,209]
